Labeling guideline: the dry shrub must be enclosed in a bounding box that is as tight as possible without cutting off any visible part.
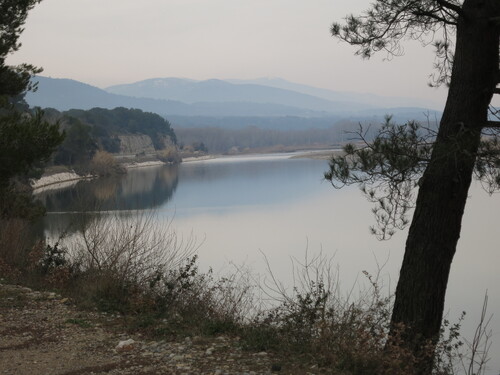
[241,252,492,375]
[27,206,257,335]
[241,252,395,372]
[90,150,124,176]
[157,146,181,164]
[151,260,258,334]
[60,210,198,312]
[72,212,191,280]
[44,209,258,336]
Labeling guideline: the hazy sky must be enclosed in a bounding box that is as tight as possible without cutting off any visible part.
[8,0,453,107]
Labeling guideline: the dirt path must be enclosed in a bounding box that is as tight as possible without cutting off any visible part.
[0,283,328,375]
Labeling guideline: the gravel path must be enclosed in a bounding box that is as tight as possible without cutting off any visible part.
[0,284,327,375]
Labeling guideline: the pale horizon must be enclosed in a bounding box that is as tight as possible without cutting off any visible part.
[7,0,466,109]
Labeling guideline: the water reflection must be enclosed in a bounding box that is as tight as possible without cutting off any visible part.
[36,164,178,239]
[36,164,179,212]
[173,156,328,214]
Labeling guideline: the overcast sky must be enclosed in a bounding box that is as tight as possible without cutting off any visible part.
[7,0,453,107]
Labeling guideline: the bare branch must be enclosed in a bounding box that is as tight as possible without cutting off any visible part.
[486,121,500,128]
[434,0,464,17]
[414,9,457,25]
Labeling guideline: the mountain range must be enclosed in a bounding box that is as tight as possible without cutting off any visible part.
[25,76,441,129]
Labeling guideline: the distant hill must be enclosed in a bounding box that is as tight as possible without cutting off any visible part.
[25,76,441,130]
[106,78,366,112]
[26,76,191,114]
[226,78,441,110]
[107,77,441,111]
[26,77,335,117]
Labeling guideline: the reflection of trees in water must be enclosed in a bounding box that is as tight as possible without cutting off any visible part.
[120,168,161,197]
[178,158,309,184]
[37,165,179,213]
[91,178,118,201]
[37,165,179,239]
[41,210,141,241]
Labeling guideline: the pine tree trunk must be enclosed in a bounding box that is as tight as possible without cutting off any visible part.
[389,0,499,372]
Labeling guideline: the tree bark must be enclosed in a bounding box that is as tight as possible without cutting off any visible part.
[389,0,499,372]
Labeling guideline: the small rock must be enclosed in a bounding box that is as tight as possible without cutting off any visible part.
[116,339,136,352]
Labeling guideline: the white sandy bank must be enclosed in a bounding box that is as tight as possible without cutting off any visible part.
[31,172,92,191]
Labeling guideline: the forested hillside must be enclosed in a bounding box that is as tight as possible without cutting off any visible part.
[44,107,178,167]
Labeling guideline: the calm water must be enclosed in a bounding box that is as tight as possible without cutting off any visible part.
[38,154,500,373]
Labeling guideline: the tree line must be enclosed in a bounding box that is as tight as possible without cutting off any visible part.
[174,120,378,154]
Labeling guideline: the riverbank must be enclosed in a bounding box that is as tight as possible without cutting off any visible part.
[31,150,339,194]
[291,149,344,160]
[31,160,171,194]
[30,171,94,192]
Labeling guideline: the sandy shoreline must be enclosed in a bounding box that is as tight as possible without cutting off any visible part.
[181,155,218,163]
[31,172,94,192]
[122,160,165,169]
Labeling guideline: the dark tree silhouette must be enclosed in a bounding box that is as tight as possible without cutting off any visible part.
[0,0,64,218]
[326,0,499,372]
[0,0,43,98]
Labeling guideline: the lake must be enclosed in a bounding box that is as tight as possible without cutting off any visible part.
[37,153,500,373]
